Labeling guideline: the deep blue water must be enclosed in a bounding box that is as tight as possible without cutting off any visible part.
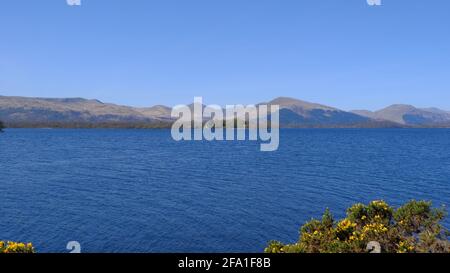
[1,129,449,253]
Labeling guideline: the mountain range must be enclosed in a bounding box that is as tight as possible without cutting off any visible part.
[351,105,450,125]
[1,95,450,128]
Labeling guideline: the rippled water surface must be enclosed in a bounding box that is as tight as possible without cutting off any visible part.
[1,129,449,252]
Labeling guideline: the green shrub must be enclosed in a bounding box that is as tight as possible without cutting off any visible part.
[265,200,450,253]
[0,241,35,253]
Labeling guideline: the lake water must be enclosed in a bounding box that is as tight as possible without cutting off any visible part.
[0,129,449,253]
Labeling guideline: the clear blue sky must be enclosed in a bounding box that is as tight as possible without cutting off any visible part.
[0,0,449,110]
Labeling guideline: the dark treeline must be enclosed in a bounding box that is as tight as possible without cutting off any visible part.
[4,121,174,129]
[5,120,260,129]
[2,119,450,129]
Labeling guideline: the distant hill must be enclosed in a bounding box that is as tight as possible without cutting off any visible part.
[266,97,337,112]
[264,97,373,127]
[0,96,171,128]
[135,105,172,120]
[0,95,449,128]
[352,104,450,125]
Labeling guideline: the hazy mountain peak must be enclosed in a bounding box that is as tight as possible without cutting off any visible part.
[353,104,450,125]
[420,107,450,115]
[379,104,417,112]
[137,105,172,119]
[268,97,337,111]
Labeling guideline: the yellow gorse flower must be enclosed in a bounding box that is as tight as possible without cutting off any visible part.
[396,241,415,253]
[362,223,388,234]
[0,241,34,254]
[371,200,390,211]
[337,219,357,231]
